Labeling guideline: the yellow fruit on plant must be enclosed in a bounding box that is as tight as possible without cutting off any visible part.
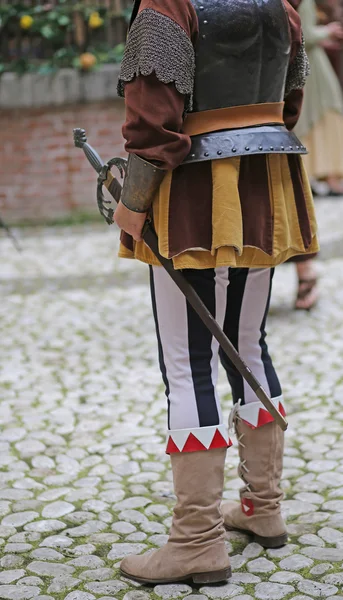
[20,15,33,30]
[88,12,103,29]
[79,52,97,70]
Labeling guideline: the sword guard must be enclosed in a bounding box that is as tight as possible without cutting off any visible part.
[107,157,128,179]
[96,157,128,225]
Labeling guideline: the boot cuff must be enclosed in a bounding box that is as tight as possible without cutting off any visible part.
[236,396,286,429]
[166,424,232,454]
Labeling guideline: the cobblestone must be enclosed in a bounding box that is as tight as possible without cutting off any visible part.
[46,576,80,593]
[278,554,313,571]
[323,573,343,585]
[254,582,295,599]
[154,584,192,598]
[297,581,338,597]
[1,226,343,599]
[199,584,244,598]
[0,572,26,585]
[300,546,343,561]
[247,558,276,573]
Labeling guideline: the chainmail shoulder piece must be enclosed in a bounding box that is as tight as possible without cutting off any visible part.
[285,32,310,97]
[117,8,195,111]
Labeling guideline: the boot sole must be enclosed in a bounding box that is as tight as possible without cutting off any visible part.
[120,566,232,585]
[225,525,288,549]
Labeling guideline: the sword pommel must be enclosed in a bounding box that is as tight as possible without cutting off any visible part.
[73,128,104,174]
[73,128,87,148]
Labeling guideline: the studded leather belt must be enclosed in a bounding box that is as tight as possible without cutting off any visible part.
[183,102,285,137]
[182,125,307,165]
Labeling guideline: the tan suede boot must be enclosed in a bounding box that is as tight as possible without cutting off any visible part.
[120,448,231,584]
[223,401,288,548]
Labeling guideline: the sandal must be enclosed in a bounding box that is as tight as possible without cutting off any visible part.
[294,277,319,311]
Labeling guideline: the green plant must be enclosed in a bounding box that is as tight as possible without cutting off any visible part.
[0,0,126,76]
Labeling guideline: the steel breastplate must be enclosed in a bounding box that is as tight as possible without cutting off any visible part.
[190,0,291,112]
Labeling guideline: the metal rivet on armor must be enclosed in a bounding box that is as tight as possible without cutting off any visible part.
[232,147,237,153]
[217,150,222,155]
[203,20,208,24]
[289,146,293,150]
[199,5,204,9]
[191,154,195,158]
[270,146,274,151]
[259,146,263,150]
[202,34,206,39]
[296,146,300,149]
[281,146,285,151]
[245,146,250,151]
[204,152,209,157]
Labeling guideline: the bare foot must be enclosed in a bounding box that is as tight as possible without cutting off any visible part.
[327,177,343,195]
[295,260,319,311]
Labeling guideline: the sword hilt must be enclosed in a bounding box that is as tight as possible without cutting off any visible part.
[73,128,104,174]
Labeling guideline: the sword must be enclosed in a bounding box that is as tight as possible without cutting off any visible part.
[73,128,288,431]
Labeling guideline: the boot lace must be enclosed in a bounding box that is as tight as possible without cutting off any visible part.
[229,400,251,493]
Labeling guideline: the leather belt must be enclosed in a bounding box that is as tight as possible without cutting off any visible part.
[182,126,307,165]
[183,102,285,137]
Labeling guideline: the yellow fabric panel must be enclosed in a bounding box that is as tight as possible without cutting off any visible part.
[118,235,319,269]
[153,170,173,258]
[211,157,243,255]
[268,155,305,255]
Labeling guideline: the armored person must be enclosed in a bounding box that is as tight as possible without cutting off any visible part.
[113,0,319,585]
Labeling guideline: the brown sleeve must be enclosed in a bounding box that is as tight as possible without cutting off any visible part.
[120,0,198,170]
[122,74,192,171]
[283,0,305,129]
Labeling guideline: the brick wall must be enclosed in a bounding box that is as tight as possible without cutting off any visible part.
[0,100,126,224]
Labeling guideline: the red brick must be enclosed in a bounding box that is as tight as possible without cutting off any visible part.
[0,101,126,223]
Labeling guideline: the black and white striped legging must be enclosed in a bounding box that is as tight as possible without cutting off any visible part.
[150,265,282,441]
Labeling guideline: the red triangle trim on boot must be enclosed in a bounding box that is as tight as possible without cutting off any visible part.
[166,436,180,454]
[209,428,232,449]
[256,408,275,428]
[279,402,286,417]
[241,497,254,516]
[182,432,208,452]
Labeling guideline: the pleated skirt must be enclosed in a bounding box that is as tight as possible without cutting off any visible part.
[119,153,319,270]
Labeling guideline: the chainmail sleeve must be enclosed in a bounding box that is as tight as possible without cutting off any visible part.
[117,8,195,111]
[285,32,310,97]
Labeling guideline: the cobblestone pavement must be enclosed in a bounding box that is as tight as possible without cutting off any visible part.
[1,216,343,600]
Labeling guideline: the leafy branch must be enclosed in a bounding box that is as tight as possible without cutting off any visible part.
[0,0,127,75]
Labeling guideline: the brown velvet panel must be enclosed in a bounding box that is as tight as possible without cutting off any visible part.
[168,161,213,257]
[287,155,312,249]
[120,230,134,252]
[238,155,273,255]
